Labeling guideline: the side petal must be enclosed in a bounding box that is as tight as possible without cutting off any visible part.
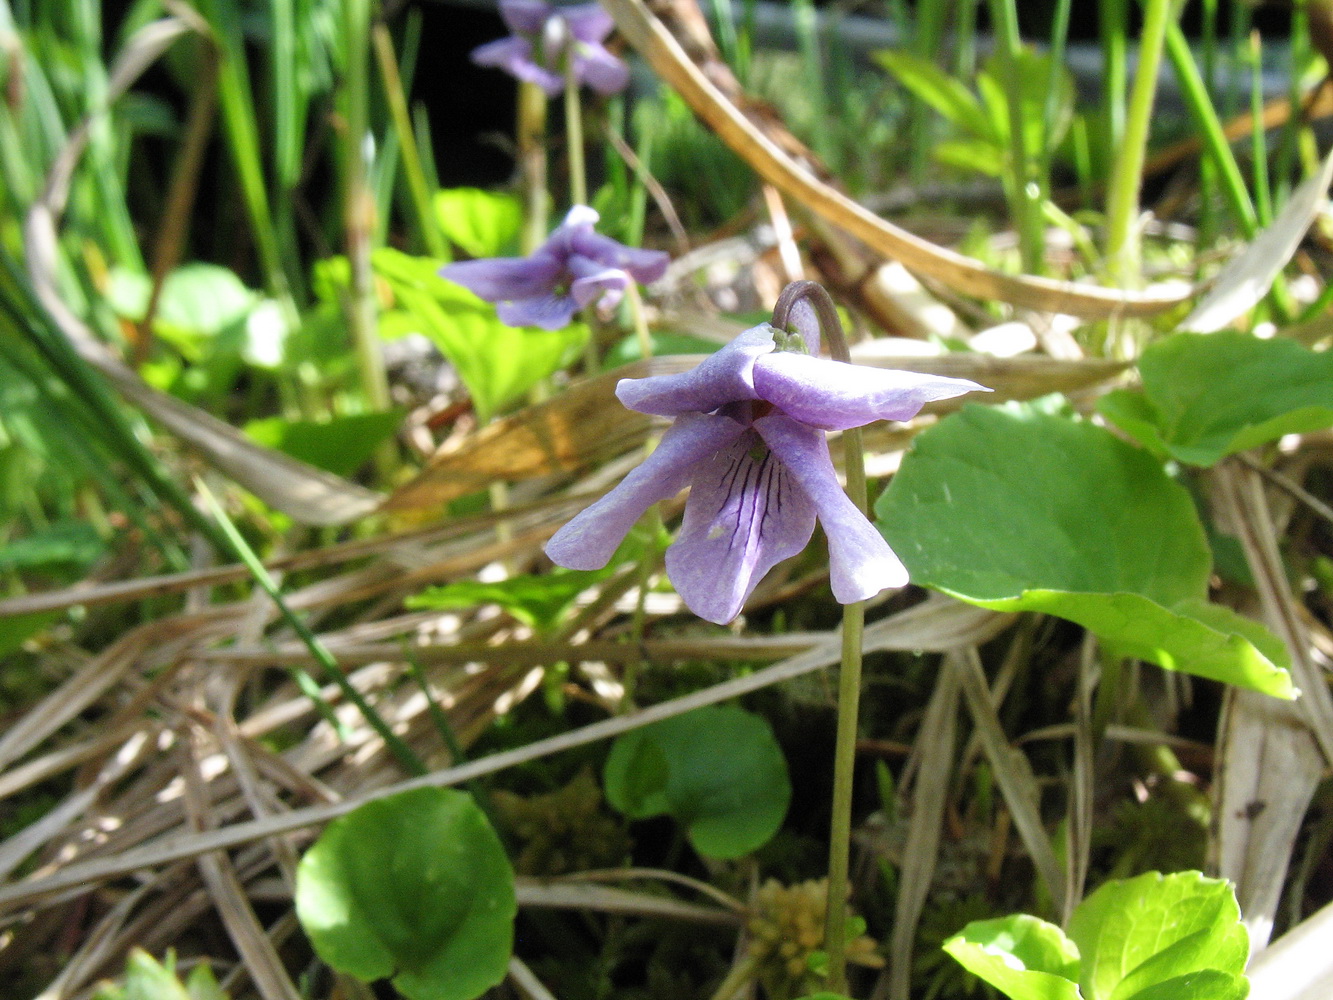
[755,414,908,603]
[470,37,563,94]
[616,323,775,416]
[440,252,561,302]
[563,3,615,42]
[665,432,817,624]
[567,228,669,283]
[574,45,631,94]
[754,353,989,430]
[545,413,748,571]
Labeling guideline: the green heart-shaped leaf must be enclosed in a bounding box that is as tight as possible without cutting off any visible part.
[603,705,791,859]
[295,788,515,1000]
[1099,332,1333,466]
[876,405,1293,697]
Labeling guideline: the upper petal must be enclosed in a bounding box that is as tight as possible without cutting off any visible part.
[665,431,817,624]
[574,44,631,94]
[439,252,562,302]
[545,412,748,571]
[562,3,615,42]
[498,0,552,35]
[615,323,776,416]
[753,353,989,430]
[755,413,907,603]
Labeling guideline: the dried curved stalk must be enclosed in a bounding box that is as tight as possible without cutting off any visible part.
[603,0,1194,318]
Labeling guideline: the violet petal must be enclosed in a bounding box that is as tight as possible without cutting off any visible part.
[616,323,775,416]
[545,412,749,571]
[567,254,630,309]
[754,353,988,430]
[665,431,817,623]
[574,45,631,94]
[439,252,563,302]
[570,227,669,283]
[497,293,578,330]
[563,3,615,42]
[755,413,908,602]
[498,0,552,35]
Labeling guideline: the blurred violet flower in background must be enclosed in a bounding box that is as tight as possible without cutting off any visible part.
[471,0,630,96]
[545,321,990,623]
[440,205,669,329]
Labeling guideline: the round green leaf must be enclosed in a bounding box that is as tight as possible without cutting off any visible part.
[1068,872,1248,1000]
[295,788,515,1000]
[943,914,1082,1000]
[603,705,791,859]
[1098,332,1333,467]
[876,405,1293,697]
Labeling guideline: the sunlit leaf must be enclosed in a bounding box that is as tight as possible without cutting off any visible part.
[1068,872,1248,1000]
[92,949,228,1000]
[977,48,1075,163]
[1098,332,1333,467]
[603,705,791,858]
[408,572,604,634]
[874,49,995,140]
[295,788,515,1000]
[0,521,104,573]
[434,187,523,258]
[876,405,1293,697]
[373,248,586,422]
[943,915,1082,1000]
[243,411,404,478]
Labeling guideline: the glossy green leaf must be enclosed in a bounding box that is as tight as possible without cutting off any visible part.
[0,611,61,658]
[109,264,257,362]
[373,248,586,422]
[243,411,404,477]
[934,138,1006,177]
[1067,872,1248,1000]
[603,705,791,859]
[434,188,523,258]
[92,949,228,1000]
[407,569,605,634]
[1098,332,1333,467]
[0,520,104,573]
[873,49,995,140]
[295,787,515,1000]
[977,48,1075,163]
[876,405,1293,697]
[943,915,1082,1000]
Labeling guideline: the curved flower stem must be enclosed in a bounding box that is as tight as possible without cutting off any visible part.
[772,281,866,994]
[564,53,588,207]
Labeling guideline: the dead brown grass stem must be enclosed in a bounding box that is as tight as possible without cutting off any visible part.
[0,600,1006,916]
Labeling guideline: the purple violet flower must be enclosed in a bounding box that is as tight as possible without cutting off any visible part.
[545,321,990,624]
[440,205,669,330]
[471,0,630,96]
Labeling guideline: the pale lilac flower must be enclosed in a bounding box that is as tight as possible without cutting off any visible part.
[471,0,630,96]
[440,205,669,330]
[545,321,990,623]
